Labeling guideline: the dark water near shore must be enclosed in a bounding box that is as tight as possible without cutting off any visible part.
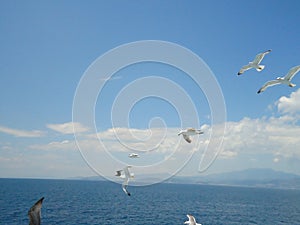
[0,178,299,224]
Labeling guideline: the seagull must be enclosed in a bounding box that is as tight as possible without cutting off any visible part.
[184,214,202,225]
[238,49,271,75]
[28,197,44,225]
[129,153,139,158]
[257,65,300,93]
[178,128,204,143]
[115,166,134,196]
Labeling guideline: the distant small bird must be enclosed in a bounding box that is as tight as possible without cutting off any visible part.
[115,166,134,196]
[184,214,202,225]
[178,128,204,143]
[129,153,139,158]
[28,197,44,225]
[257,65,300,93]
[238,49,271,75]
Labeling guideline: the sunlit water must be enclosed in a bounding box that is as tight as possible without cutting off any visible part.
[0,178,299,224]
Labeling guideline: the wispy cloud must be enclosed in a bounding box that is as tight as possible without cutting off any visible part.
[0,125,45,137]
[47,122,89,134]
[29,139,76,151]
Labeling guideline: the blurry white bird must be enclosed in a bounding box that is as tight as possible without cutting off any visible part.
[28,197,44,225]
[115,166,134,196]
[257,65,300,93]
[129,153,139,158]
[178,128,204,143]
[238,49,271,75]
[184,214,202,225]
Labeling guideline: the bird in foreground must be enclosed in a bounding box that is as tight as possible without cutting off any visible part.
[178,128,204,143]
[257,65,300,93]
[115,166,134,196]
[238,49,271,75]
[129,153,139,158]
[184,214,202,225]
[28,197,44,225]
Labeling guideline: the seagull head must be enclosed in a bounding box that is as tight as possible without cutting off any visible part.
[196,129,204,134]
[289,83,296,87]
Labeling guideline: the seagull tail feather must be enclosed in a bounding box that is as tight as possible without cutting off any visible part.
[256,65,265,71]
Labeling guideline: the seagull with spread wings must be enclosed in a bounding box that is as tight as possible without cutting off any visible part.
[238,49,271,75]
[115,166,134,196]
[178,128,204,143]
[129,153,139,158]
[257,65,300,93]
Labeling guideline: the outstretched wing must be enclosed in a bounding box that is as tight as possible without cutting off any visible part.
[238,63,252,75]
[28,197,44,225]
[257,79,281,93]
[123,166,131,178]
[252,49,271,65]
[284,65,300,81]
[183,134,192,143]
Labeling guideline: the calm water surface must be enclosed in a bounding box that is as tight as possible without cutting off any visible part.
[0,179,299,224]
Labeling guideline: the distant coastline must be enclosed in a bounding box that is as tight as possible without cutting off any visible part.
[2,168,299,190]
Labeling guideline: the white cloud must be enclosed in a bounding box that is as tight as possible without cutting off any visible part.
[276,88,300,115]
[221,116,300,160]
[0,125,45,137]
[47,122,89,134]
[220,150,238,158]
[3,92,300,178]
[1,145,13,151]
[273,157,280,163]
[37,120,300,174]
[29,139,76,151]
[84,127,209,154]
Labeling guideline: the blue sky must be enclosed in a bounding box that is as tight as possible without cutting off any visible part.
[1,0,300,180]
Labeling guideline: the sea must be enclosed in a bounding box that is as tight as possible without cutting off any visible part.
[0,178,299,225]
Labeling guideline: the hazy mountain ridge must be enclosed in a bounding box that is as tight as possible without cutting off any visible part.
[74,168,300,190]
[168,168,300,189]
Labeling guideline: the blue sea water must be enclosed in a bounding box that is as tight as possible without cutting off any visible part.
[0,179,299,225]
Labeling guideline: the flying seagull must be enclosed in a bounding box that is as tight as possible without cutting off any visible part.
[257,65,300,93]
[115,166,134,196]
[238,49,271,75]
[129,153,139,158]
[28,197,44,225]
[184,214,202,225]
[178,128,204,143]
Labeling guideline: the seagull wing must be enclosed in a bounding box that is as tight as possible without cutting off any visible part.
[238,63,252,75]
[252,49,271,65]
[28,197,44,225]
[284,65,300,81]
[183,134,192,143]
[185,215,197,225]
[123,166,131,178]
[122,177,131,196]
[257,79,282,93]
[129,153,139,158]
[187,128,196,132]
